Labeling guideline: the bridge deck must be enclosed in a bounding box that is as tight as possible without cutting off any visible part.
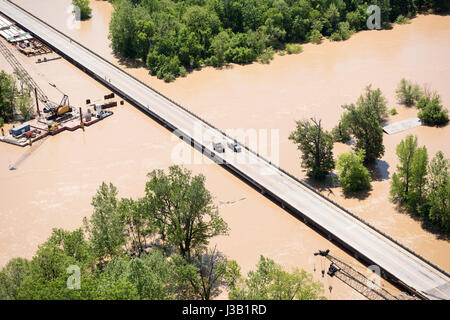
[1,0,448,300]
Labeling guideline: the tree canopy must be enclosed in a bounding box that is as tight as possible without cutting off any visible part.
[3,166,323,300]
[72,0,92,20]
[229,255,325,300]
[108,0,440,81]
[0,70,34,123]
[390,136,449,233]
[289,118,335,180]
[342,86,386,162]
[336,149,371,192]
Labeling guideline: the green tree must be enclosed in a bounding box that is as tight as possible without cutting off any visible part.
[289,118,335,180]
[417,96,449,126]
[325,3,340,27]
[390,134,418,202]
[395,78,422,106]
[426,151,450,232]
[340,85,387,162]
[336,150,372,192]
[120,198,155,257]
[308,29,323,44]
[83,182,125,264]
[16,232,98,299]
[109,0,138,58]
[407,146,428,212]
[229,255,325,300]
[210,31,231,66]
[342,102,384,163]
[15,86,34,121]
[72,0,92,20]
[0,70,16,122]
[0,258,30,300]
[357,85,388,121]
[173,247,239,300]
[331,112,352,143]
[98,250,176,300]
[144,166,228,261]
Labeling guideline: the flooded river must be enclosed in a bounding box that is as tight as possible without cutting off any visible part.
[1,0,449,299]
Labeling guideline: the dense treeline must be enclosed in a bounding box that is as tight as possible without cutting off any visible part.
[108,0,448,81]
[0,166,324,300]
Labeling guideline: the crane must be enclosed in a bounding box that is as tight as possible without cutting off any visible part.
[314,249,416,300]
[45,83,71,116]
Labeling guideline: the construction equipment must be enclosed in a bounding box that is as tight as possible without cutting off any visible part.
[45,83,71,117]
[314,249,406,300]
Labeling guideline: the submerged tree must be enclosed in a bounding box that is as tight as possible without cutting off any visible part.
[408,146,428,213]
[336,150,372,192]
[426,151,450,232]
[342,102,385,163]
[338,85,387,163]
[83,183,126,264]
[417,95,449,126]
[172,247,239,300]
[72,0,92,20]
[289,118,335,180]
[395,78,422,106]
[357,85,388,121]
[390,134,418,202]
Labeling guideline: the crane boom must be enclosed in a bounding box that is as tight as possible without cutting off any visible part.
[314,249,407,300]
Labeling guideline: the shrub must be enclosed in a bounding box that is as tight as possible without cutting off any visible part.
[395,78,422,106]
[395,15,411,24]
[329,22,354,41]
[389,108,398,115]
[285,44,303,55]
[259,47,275,64]
[163,73,175,83]
[179,66,187,77]
[309,29,322,44]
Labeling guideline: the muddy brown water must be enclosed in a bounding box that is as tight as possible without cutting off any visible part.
[1,0,449,299]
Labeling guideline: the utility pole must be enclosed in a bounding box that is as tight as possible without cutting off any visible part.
[34,87,40,116]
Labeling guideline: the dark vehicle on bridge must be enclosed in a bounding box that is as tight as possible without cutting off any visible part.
[227,139,242,153]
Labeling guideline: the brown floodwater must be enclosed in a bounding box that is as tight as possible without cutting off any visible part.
[1,0,449,299]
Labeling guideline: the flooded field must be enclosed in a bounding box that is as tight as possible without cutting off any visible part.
[0,0,449,299]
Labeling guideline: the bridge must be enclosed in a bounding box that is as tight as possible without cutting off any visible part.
[1,0,449,300]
